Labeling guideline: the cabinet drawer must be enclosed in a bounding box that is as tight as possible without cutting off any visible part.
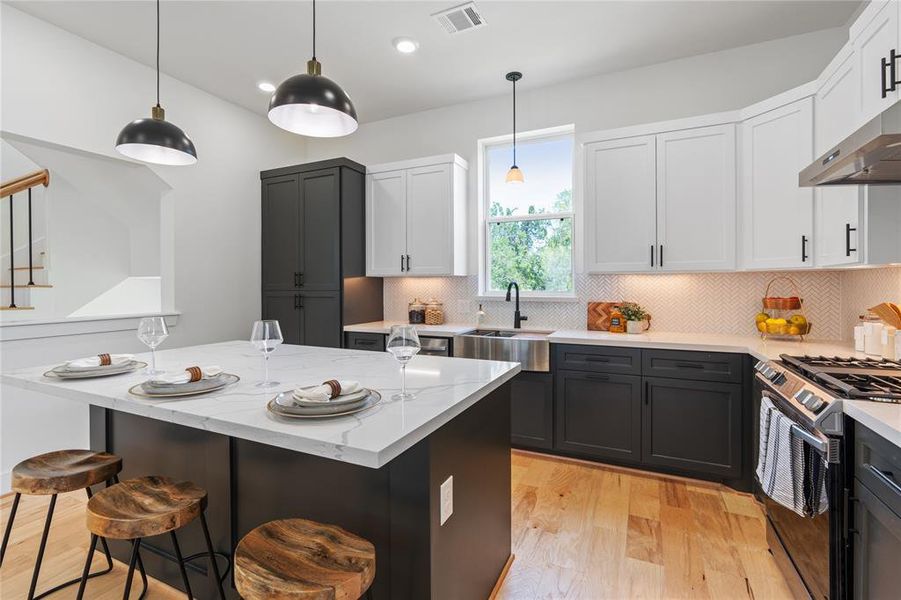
[344,332,385,352]
[554,344,641,375]
[855,422,901,516]
[642,349,742,383]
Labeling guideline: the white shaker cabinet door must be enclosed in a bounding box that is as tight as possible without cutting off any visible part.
[815,186,863,267]
[656,125,737,272]
[405,163,453,275]
[366,170,407,276]
[853,0,900,124]
[815,46,860,156]
[740,98,814,270]
[583,136,657,273]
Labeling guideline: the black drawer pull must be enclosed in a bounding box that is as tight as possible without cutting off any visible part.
[584,356,611,363]
[675,362,705,369]
[867,464,901,497]
[585,374,610,381]
[355,339,376,346]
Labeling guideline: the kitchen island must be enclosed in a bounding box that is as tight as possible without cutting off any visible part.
[2,341,520,599]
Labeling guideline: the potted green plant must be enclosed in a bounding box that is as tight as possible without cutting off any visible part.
[618,302,650,334]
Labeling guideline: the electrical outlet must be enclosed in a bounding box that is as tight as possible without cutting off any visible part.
[440,475,453,525]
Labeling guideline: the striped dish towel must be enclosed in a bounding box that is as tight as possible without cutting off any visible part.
[756,396,828,517]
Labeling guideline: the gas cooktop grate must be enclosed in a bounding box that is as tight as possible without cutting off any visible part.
[780,355,901,403]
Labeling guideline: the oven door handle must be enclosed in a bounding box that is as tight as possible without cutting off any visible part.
[790,423,829,454]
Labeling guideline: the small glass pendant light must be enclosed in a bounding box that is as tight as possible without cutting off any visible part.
[268,0,358,137]
[115,0,197,166]
[505,71,524,184]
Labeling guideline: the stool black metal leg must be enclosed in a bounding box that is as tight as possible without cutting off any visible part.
[0,492,20,566]
[200,511,226,600]
[27,493,57,600]
[30,488,117,600]
[170,530,194,599]
[135,549,148,600]
[75,534,98,600]
[122,538,141,600]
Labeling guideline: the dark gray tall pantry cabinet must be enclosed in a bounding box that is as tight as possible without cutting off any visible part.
[260,158,383,347]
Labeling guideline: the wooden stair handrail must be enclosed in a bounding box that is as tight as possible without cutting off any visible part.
[1,169,50,197]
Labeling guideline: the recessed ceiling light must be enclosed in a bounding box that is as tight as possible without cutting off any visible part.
[258,82,276,93]
[393,37,419,54]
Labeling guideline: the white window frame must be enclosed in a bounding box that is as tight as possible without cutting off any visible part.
[477,124,576,300]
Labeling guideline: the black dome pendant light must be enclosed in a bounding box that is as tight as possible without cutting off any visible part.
[505,71,524,184]
[268,0,358,137]
[115,0,197,166]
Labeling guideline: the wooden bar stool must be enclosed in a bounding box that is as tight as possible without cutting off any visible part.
[234,518,376,600]
[76,475,226,600]
[0,449,124,600]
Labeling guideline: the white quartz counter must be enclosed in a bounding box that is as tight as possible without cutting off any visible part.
[343,321,475,337]
[1,341,520,469]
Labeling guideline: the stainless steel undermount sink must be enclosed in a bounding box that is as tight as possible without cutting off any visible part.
[453,329,551,372]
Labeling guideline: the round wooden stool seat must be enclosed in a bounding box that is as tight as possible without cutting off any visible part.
[86,475,207,540]
[235,518,376,600]
[11,449,121,495]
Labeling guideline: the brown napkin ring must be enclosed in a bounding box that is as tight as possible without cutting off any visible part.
[98,354,111,366]
[186,366,203,383]
[323,379,341,399]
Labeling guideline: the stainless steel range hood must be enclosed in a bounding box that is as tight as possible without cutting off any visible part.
[800,100,901,186]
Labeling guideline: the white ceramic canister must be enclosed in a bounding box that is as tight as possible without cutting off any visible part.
[882,326,897,360]
[864,321,884,356]
[854,324,866,352]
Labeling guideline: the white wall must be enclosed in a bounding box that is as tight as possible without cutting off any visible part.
[305,27,846,274]
[0,6,306,492]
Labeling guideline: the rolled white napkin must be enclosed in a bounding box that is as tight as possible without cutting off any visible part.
[66,354,136,370]
[149,366,223,385]
[293,380,361,403]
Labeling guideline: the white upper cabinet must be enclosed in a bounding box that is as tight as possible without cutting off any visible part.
[366,154,467,277]
[815,186,862,266]
[656,125,737,272]
[740,98,814,270]
[852,0,900,124]
[366,170,407,276]
[815,45,861,156]
[582,124,736,273]
[583,136,657,273]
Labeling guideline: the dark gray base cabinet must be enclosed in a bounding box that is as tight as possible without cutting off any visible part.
[511,372,554,451]
[642,377,742,478]
[555,370,641,463]
[262,291,341,348]
[852,481,901,600]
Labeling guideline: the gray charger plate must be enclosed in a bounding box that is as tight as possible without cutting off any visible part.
[129,373,240,398]
[267,390,381,419]
[45,361,148,379]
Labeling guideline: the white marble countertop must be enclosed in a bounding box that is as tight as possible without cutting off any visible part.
[1,341,520,469]
[547,329,865,362]
[343,321,475,337]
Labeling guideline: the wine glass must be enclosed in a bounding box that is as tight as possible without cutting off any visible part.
[386,325,421,400]
[250,320,283,387]
[137,316,169,375]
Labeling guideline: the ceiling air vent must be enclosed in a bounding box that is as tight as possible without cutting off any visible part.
[432,2,486,35]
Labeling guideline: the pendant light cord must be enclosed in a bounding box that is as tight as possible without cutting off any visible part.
[156,0,160,107]
[311,0,316,60]
[512,76,517,166]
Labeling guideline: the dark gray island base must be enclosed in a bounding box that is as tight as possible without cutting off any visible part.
[89,382,512,600]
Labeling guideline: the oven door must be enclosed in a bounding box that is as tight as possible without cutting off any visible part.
[753,378,842,600]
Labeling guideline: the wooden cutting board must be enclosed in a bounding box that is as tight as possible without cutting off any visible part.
[587,302,624,331]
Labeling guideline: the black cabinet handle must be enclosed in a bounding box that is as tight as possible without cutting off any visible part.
[867,464,901,497]
[294,272,301,287]
[584,356,610,363]
[294,294,300,310]
[845,223,857,257]
[676,362,705,369]
[659,245,664,267]
[585,374,610,381]
[882,49,900,98]
[650,244,655,267]
[406,254,411,271]
[299,272,304,286]
[400,255,405,272]
[801,235,808,263]
[356,339,376,346]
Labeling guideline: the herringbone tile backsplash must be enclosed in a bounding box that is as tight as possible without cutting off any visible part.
[384,267,901,341]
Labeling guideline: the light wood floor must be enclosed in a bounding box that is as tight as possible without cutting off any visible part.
[0,451,791,599]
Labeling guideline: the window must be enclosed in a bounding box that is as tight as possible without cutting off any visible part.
[482,129,574,296]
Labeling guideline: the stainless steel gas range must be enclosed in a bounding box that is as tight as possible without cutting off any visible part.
[752,354,901,600]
